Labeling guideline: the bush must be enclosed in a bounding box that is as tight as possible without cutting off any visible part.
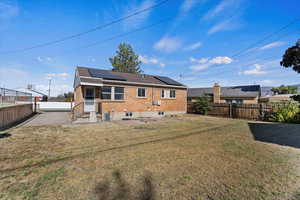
[271,103,300,123]
[193,95,212,115]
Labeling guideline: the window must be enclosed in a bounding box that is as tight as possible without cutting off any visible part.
[101,86,112,100]
[161,89,176,99]
[225,99,243,104]
[170,90,176,98]
[101,86,124,100]
[114,87,124,100]
[85,88,94,99]
[137,88,146,97]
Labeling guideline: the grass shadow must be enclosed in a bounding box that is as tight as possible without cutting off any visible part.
[94,170,155,200]
[248,122,300,149]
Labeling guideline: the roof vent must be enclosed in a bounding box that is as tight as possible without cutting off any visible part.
[141,74,146,79]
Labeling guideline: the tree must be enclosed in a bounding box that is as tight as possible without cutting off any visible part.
[271,85,298,95]
[291,95,300,103]
[193,95,212,115]
[109,43,143,74]
[280,39,300,73]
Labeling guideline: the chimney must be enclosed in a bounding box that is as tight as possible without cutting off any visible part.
[213,83,221,103]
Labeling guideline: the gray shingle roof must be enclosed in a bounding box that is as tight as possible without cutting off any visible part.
[77,66,186,87]
[188,85,261,98]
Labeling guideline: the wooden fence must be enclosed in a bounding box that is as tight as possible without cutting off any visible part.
[187,103,268,120]
[0,104,33,130]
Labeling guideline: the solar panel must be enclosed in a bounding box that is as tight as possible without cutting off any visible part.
[88,69,127,81]
[154,76,183,86]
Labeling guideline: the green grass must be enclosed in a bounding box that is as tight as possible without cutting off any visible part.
[0,115,299,199]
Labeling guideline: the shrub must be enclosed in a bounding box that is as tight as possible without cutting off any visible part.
[271,103,300,123]
[193,95,212,115]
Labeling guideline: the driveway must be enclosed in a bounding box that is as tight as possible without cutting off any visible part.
[24,111,71,126]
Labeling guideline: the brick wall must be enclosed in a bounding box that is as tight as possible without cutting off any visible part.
[74,84,187,116]
[101,85,187,113]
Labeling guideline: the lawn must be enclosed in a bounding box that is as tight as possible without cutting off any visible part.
[0,115,299,200]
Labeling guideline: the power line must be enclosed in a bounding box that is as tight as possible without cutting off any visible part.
[234,27,300,60]
[231,16,300,58]
[42,17,172,58]
[0,0,171,55]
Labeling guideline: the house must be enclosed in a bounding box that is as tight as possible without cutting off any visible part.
[73,66,187,120]
[259,94,296,103]
[188,83,261,104]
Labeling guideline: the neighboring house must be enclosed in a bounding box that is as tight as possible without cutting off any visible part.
[188,83,261,104]
[73,66,187,120]
[259,94,296,103]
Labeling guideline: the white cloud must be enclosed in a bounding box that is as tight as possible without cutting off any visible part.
[181,0,198,13]
[36,56,53,63]
[36,84,73,97]
[259,42,285,50]
[122,0,153,29]
[202,0,240,20]
[0,67,28,88]
[139,55,165,68]
[159,63,166,67]
[0,2,19,19]
[209,56,233,64]
[154,37,182,53]
[190,63,210,71]
[259,80,275,85]
[207,18,241,35]
[190,57,208,64]
[189,56,233,71]
[46,73,69,80]
[241,64,266,75]
[184,42,202,51]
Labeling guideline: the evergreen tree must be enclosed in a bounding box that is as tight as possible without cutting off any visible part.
[109,43,142,74]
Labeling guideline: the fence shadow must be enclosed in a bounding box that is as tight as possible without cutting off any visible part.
[248,122,300,149]
[94,170,155,200]
[0,132,11,139]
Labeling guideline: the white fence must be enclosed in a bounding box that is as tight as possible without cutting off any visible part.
[37,102,73,111]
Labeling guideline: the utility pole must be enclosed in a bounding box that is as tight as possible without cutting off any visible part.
[48,78,52,98]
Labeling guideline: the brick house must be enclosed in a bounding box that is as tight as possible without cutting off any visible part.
[188,83,261,104]
[73,66,187,120]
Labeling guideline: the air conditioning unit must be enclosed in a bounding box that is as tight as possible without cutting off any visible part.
[153,100,161,106]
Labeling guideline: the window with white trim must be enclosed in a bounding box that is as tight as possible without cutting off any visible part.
[114,87,124,100]
[137,88,146,98]
[161,89,176,99]
[101,86,112,100]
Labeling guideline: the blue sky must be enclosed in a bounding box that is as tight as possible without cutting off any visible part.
[0,0,299,96]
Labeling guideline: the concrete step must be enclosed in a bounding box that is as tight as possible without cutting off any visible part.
[89,111,97,123]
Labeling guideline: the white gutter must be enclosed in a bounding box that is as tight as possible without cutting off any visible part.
[81,82,103,86]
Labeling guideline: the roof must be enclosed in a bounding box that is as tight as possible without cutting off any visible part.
[14,88,45,97]
[188,85,261,98]
[76,66,186,88]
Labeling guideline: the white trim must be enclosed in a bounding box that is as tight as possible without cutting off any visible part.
[81,82,103,86]
[136,87,147,98]
[161,89,176,99]
[80,76,103,80]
